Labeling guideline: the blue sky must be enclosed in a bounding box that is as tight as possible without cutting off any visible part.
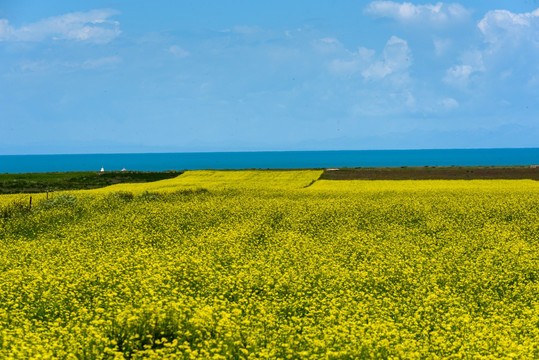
[1,1,538,154]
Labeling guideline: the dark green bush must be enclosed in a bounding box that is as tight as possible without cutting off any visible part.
[139,191,160,201]
[110,191,135,201]
[1,199,31,220]
[37,193,78,210]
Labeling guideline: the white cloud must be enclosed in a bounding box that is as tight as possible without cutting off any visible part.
[478,8,539,46]
[442,8,539,91]
[364,1,470,26]
[444,65,473,87]
[19,61,48,73]
[328,36,411,80]
[362,36,412,79]
[405,91,416,107]
[82,56,121,69]
[312,37,343,54]
[329,46,375,74]
[169,45,190,58]
[0,19,14,40]
[0,9,120,44]
[440,97,459,109]
[459,50,485,71]
[221,25,265,36]
[443,50,484,87]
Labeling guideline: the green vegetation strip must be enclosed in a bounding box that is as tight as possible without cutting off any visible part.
[0,171,183,194]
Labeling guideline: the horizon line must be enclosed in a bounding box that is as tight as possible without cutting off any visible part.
[2,147,539,157]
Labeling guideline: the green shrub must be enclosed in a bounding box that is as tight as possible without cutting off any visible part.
[139,191,160,201]
[0,199,30,220]
[110,191,135,201]
[38,193,78,210]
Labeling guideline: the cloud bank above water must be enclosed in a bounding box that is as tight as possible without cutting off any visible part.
[0,9,121,44]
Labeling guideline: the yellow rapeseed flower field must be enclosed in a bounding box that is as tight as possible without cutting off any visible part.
[1,171,538,359]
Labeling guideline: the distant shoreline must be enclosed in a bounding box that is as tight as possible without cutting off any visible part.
[2,148,539,174]
[1,166,538,194]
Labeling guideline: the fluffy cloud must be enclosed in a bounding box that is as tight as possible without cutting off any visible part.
[329,46,375,74]
[362,36,412,79]
[329,36,411,81]
[478,8,539,46]
[444,7,539,89]
[0,19,13,40]
[444,65,473,87]
[443,50,484,87]
[364,1,470,25]
[439,97,459,110]
[0,9,120,44]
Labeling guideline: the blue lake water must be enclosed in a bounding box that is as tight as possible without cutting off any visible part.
[1,148,538,173]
